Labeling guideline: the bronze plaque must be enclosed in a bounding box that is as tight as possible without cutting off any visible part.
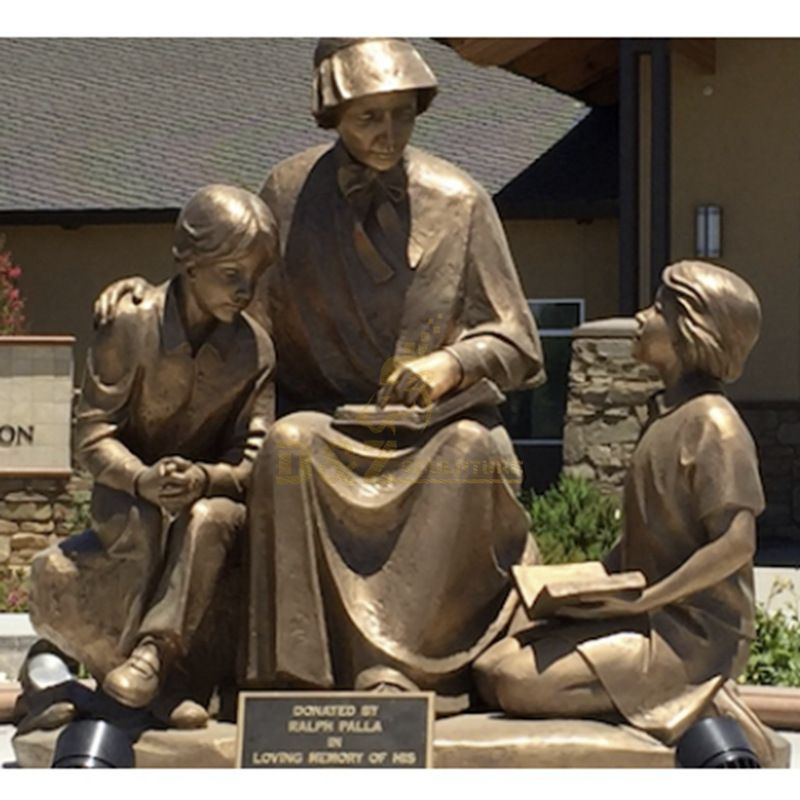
[236,691,434,768]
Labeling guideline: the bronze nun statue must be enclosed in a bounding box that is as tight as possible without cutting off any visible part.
[95,38,545,714]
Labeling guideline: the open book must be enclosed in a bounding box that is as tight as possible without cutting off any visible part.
[333,377,506,432]
[512,562,646,619]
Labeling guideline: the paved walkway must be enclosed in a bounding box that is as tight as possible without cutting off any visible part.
[1,725,17,768]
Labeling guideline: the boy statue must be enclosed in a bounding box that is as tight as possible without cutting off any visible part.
[24,184,277,729]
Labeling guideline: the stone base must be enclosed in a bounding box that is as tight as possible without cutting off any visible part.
[16,712,790,769]
[434,714,674,768]
[13,721,238,768]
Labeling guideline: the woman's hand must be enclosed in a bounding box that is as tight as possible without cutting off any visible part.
[94,277,149,327]
[377,350,463,407]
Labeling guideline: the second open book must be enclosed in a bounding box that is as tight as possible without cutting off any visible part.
[512,562,646,619]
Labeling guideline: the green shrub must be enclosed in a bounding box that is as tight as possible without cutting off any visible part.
[527,473,621,564]
[741,580,800,688]
[0,567,30,613]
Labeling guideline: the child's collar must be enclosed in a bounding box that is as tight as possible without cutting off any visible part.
[160,278,239,359]
[652,372,724,417]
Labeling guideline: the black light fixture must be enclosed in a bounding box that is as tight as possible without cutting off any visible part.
[675,716,760,768]
[52,719,135,768]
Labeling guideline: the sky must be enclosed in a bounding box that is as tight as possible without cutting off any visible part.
[4,1,797,37]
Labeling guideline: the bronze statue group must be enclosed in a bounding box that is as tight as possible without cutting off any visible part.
[18,38,780,764]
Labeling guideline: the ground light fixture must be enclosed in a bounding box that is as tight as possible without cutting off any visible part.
[675,716,760,768]
[51,719,135,768]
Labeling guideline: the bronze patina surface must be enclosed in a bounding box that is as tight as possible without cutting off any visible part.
[45,42,787,769]
[13,706,791,768]
[92,38,545,716]
[245,54,544,710]
[475,261,782,762]
[246,39,544,712]
[24,186,277,730]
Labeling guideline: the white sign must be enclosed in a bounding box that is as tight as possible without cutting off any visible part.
[0,337,74,475]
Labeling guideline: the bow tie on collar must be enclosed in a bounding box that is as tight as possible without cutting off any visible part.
[337,162,407,216]
[336,160,410,284]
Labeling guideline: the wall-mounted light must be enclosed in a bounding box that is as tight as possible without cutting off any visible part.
[695,205,722,258]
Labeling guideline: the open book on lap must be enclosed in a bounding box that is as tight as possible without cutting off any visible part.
[332,377,506,432]
[512,562,646,619]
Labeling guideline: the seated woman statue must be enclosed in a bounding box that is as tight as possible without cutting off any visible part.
[475,260,777,757]
[94,38,544,714]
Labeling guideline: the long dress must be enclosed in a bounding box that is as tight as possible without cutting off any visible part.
[243,141,545,712]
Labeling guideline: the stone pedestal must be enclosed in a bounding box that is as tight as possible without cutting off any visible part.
[0,337,74,477]
[0,336,93,571]
[563,318,661,495]
[11,713,792,768]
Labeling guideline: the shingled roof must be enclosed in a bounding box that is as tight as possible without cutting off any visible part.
[0,38,588,216]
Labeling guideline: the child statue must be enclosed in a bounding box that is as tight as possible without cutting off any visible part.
[23,185,277,730]
[475,260,777,758]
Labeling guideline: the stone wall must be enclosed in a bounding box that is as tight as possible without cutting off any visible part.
[562,318,661,494]
[0,337,84,573]
[562,318,800,551]
[0,471,91,570]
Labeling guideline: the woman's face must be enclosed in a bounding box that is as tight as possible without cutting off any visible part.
[336,90,417,171]
[633,288,681,374]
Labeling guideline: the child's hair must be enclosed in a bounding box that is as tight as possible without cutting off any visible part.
[661,260,761,383]
[172,184,278,270]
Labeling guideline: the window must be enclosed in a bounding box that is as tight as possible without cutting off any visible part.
[501,299,585,444]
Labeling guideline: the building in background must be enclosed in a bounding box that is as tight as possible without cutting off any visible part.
[0,37,602,491]
[5,38,800,545]
[449,38,800,555]
[0,38,594,360]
